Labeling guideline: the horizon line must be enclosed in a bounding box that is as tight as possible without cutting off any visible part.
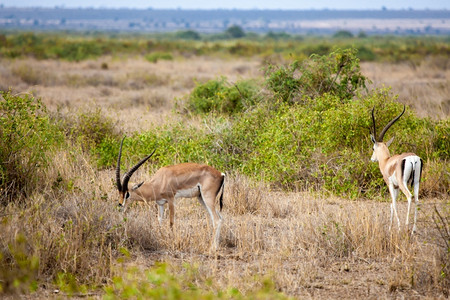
[1,5,449,11]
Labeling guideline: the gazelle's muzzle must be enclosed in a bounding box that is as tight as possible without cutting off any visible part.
[370,153,377,162]
[118,203,124,212]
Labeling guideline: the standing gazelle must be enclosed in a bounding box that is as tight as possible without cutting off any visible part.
[370,105,423,234]
[116,137,225,248]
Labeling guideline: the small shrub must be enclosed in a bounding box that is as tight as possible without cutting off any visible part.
[357,31,368,38]
[357,46,377,61]
[104,262,289,299]
[432,119,450,159]
[145,52,173,63]
[175,30,201,40]
[265,31,292,40]
[333,30,354,38]
[0,234,39,294]
[225,25,246,38]
[0,91,61,204]
[56,107,120,154]
[53,40,103,61]
[186,77,261,114]
[265,48,369,103]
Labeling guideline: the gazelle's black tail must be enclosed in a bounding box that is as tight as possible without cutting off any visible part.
[218,174,225,211]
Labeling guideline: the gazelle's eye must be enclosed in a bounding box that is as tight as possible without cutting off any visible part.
[125,191,130,199]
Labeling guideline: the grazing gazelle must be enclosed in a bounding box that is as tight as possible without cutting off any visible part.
[370,105,423,234]
[115,137,225,247]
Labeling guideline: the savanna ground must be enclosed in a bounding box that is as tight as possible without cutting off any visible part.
[0,48,449,298]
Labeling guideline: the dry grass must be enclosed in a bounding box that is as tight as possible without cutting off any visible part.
[117,179,449,298]
[0,56,447,132]
[0,54,449,298]
[0,56,261,133]
[2,154,447,298]
[361,59,450,120]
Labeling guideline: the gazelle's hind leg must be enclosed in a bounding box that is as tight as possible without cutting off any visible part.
[399,183,413,229]
[411,160,422,234]
[412,182,419,234]
[400,161,414,229]
[197,195,207,210]
[198,187,222,249]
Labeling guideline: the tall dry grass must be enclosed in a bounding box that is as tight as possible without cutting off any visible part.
[0,57,261,133]
[120,173,448,298]
[361,59,450,120]
[0,144,448,297]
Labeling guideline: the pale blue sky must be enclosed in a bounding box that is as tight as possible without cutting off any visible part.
[1,0,449,10]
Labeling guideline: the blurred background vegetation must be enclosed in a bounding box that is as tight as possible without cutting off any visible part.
[1,30,449,64]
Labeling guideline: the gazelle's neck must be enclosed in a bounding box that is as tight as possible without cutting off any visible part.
[376,143,391,172]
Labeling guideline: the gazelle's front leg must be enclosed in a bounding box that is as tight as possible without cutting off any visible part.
[388,183,401,231]
[168,199,175,228]
[156,199,168,226]
[158,204,165,225]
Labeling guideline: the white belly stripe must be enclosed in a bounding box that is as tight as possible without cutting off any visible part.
[156,199,167,205]
[175,185,201,198]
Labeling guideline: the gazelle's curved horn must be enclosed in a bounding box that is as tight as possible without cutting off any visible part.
[121,149,156,192]
[116,136,126,192]
[378,105,405,142]
[371,107,377,141]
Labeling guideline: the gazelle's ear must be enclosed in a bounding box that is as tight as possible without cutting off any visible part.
[370,135,377,144]
[386,136,395,147]
[132,181,144,191]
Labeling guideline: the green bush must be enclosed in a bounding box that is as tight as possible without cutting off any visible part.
[225,25,246,38]
[95,49,448,198]
[186,77,262,114]
[265,31,292,40]
[53,40,103,61]
[356,46,377,61]
[145,52,173,63]
[56,108,120,153]
[432,119,450,159]
[96,87,448,198]
[0,91,62,204]
[265,48,369,103]
[0,234,39,294]
[104,262,289,299]
[226,87,447,197]
[175,30,201,40]
[95,121,225,170]
[333,30,354,38]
